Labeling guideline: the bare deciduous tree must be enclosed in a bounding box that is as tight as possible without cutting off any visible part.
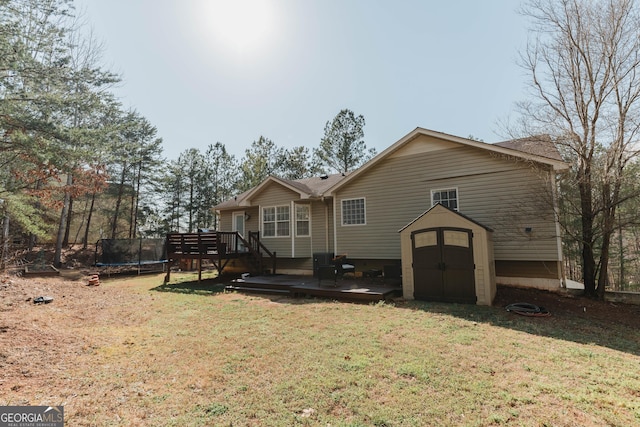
[518,0,640,298]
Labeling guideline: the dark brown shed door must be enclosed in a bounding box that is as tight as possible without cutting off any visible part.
[412,227,476,304]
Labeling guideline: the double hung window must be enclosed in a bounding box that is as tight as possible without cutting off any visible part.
[341,198,366,225]
[295,205,310,236]
[263,205,290,237]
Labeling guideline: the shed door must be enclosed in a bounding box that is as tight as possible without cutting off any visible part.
[412,227,476,304]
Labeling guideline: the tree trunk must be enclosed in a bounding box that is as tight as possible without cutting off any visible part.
[1,213,9,270]
[29,178,42,251]
[189,178,194,232]
[128,175,135,239]
[618,211,624,290]
[128,162,142,238]
[62,195,73,246]
[72,196,89,246]
[111,165,127,240]
[597,179,619,300]
[578,169,597,297]
[175,179,181,232]
[54,174,73,268]
[83,192,96,249]
[598,232,612,299]
[133,162,142,237]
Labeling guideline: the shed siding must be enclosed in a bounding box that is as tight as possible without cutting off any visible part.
[335,139,560,262]
[399,204,496,306]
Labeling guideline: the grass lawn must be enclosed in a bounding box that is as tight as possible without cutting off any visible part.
[1,272,639,426]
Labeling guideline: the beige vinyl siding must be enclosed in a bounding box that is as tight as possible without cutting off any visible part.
[219,192,333,260]
[219,212,232,231]
[218,208,259,234]
[251,182,298,257]
[335,139,561,262]
[243,207,260,235]
[311,199,333,254]
[457,168,558,260]
[291,199,335,258]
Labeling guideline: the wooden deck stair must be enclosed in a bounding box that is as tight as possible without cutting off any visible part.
[225,279,292,295]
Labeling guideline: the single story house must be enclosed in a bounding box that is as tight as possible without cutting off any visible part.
[214,127,569,300]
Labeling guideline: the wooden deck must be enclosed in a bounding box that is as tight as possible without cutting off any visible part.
[164,231,276,282]
[226,274,403,302]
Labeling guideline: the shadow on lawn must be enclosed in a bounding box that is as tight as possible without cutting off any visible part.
[403,298,640,357]
[150,275,639,356]
[151,279,227,296]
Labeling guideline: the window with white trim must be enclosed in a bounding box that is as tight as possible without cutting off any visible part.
[262,205,290,237]
[295,204,310,236]
[431,188,458,211]
[342,198,366,225]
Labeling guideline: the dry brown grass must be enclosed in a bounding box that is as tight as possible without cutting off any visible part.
[1,272,639,426]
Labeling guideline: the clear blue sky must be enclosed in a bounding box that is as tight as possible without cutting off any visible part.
[75,0,529,161]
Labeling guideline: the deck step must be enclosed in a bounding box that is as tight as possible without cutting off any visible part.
[225,285,291,295]
[229,278,292,291]
[223,274,403,302]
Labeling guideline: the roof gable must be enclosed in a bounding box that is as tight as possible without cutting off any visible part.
[214,173,348,210]
[388,135,459,159]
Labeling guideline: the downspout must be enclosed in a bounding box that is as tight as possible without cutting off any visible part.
[324,198,329,253]
[291,201,295,257]
[308,201,314,256]
[333,195,338,255]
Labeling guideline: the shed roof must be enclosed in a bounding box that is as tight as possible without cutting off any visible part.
[398,203,494,233]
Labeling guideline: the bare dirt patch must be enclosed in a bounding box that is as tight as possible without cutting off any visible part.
[0,273,152,406]
[494,285,640,329]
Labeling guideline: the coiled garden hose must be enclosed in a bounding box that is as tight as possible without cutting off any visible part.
[505,302,551,317]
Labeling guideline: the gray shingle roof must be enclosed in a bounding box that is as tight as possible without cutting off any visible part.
[215,130,566,211]
[214,173,348,210]
[493,135,563,161]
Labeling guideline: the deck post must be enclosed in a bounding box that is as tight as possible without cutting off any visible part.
[272,251,276,275]
[197,232,203,282]
[164,234,171,282]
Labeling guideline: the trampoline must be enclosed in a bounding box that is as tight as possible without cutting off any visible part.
[95,238,167,274]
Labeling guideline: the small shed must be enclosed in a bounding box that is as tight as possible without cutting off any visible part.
[399,204,496,305]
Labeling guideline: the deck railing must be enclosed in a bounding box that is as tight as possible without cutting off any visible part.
[165,231,276,280]
[217,231,240,254]
[248,231,277,274]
